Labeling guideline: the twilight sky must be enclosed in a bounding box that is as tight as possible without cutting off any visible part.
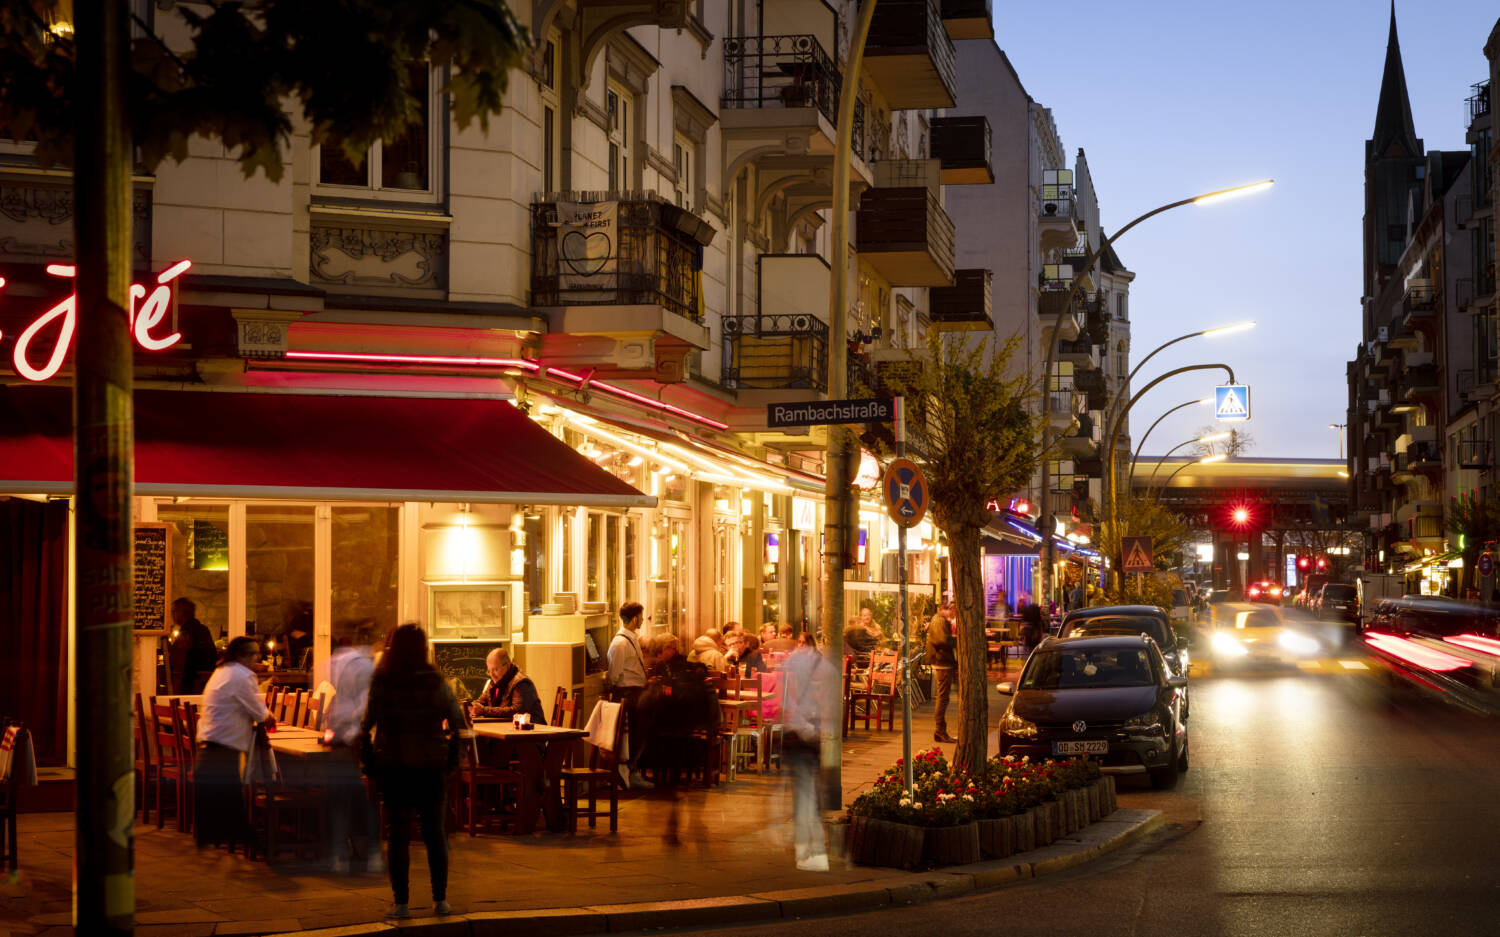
[999,0,1496,460]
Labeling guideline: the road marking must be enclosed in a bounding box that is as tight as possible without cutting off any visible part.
[1338,660,1369,670]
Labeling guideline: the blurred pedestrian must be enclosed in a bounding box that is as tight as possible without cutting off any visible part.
[360,623,465,919]
[926,603,957,743]
[1019,600,1044,655]
[194,636,273,852]
[323,624,379,873]
[782,635,833,871]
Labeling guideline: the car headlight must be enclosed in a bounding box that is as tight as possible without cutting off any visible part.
[1122,709,1164,736]
[1212,630,1249,657]
[1001,709,1038,739]
[1179,649,1190,670]
[1278,630,1320,655]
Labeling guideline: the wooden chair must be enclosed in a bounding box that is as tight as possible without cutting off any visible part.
[0,721,31,873]
[170,700,198,834]
[561,701,624,834]
[550,686,567,727]
[299,693,325,730]
[456,727,531,836]
[246,727,325,863]
[725,674,768,775]
[149,700,187,830]
[277,690,304,728]
[846,650,898,732]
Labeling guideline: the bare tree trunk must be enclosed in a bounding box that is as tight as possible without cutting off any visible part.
[949,523,987,776]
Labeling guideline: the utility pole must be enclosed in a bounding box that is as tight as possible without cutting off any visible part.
[820,0,877,808]
[73,1,135,933]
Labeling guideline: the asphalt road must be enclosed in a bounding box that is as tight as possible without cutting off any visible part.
[662,603,1500,937]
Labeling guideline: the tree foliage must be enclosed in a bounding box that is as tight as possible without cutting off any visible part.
[1192,425,1254,459]
[0,0,529,181]
[881,332,1044,776]
[1090,489,1190,580]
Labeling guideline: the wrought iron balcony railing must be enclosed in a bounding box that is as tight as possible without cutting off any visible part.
[721,35,865,157]
[721,313,830,392]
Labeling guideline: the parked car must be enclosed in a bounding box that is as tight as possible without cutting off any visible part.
[1058,605,1189,681]
[1314,582,1358,624]
[996,634,1188,789]
[1247,580,1285,604]
[1295,574,1330,609]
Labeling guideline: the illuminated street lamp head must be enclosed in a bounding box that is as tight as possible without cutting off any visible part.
[1193,179,1274,205]
[1202,321,1255,339]
[1198,397,1214,405]
[1199,453,1228,464]
[1198,432,1231,444]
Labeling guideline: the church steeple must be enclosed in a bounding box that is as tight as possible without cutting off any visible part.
[1369,2,1420,161]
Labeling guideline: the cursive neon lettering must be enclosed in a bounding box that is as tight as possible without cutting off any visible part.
[3,260,191,381]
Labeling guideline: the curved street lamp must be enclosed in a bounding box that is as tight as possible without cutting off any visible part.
[1037,179,1273,602]
[1160,453,1228,490]
[1147,432,1230,484]
[1127,321,1255,385]
[1128,397,1213,479]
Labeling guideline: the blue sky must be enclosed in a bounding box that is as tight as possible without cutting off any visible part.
[1000,0,1497,459]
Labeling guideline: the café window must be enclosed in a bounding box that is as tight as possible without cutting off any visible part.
[316,62,441,202]
[330,506,399,649]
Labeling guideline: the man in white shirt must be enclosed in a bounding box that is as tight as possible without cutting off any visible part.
[194,636,273,850]
[324,626,381,872]
[607,601,653,789]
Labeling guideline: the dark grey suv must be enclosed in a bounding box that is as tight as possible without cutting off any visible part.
[998,634,1189,789]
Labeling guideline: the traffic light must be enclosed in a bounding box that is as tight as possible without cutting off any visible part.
[1316,556,1328,572]
[1296,556,1310,571]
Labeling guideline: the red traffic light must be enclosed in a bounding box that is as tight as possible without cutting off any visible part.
[1316,557,1328,571]
[1228,503,1253,528]
[1297,556,1310,570]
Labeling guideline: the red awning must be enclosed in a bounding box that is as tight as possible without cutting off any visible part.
[0,385,654,506]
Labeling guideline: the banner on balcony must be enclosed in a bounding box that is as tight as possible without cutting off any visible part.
[556,201,618,292]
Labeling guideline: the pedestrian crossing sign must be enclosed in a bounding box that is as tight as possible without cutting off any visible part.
[1121,536,1154,573]
[1215,384,1250,421]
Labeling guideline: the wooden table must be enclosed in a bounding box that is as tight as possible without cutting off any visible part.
[468,723,587,833]
[716,697,758,733]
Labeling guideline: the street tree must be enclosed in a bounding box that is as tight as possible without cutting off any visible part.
[0,2,527,929]
[1192,425,1254,459]
[882,332,1044,776]
[1088,490,1189,606]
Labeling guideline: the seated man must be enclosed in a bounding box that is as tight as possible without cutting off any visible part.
[468,647,547,724]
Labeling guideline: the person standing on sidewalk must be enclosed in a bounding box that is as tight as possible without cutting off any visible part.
[360,623,466,920]
[782,635,833,871]
[607,601,653,790]
[925,603,957,744]
[323,625,379,873]
[194,636,274,852]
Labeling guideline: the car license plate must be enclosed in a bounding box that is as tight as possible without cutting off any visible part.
[1052,740,1108,755]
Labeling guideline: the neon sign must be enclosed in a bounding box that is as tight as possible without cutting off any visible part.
[3,259,191,382]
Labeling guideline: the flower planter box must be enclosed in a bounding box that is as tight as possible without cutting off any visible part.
[1009,811,1035,853]
[848,815,925,869]
[824,817,850,860]
[924,821,981,866]
[1067,789,1086,832]
[1084,782,1101,822]
[976,816,1015,859]
[1099,776,1117,816]
[1030,803,1055,846]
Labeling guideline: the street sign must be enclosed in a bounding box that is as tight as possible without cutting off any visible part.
[1121,536,1154,573]
[1480,553,1494,577]
[766,397,895,428]
[1214,384,1250,421]
[882,457,929,528]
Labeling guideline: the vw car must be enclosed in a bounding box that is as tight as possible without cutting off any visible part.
[997,634,1189,789]
[1059,605,1189,680]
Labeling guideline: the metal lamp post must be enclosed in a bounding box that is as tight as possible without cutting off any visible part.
[1127,397,1213,479]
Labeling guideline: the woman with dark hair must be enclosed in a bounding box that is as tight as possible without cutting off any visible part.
[194,635,273,852]
[360,623,466,919]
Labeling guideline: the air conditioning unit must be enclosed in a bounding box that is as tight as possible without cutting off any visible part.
[1376,326,1389,342]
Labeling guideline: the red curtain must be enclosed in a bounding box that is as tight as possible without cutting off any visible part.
[1,499,69,764]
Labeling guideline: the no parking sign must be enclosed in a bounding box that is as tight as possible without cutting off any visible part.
[882,458,928,528]
[1480,553,1494,577]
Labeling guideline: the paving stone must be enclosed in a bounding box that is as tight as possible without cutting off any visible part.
[467,908,608,937]
[138,910,229,924]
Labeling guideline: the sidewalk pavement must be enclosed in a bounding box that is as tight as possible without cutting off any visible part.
[1,661,1162,937]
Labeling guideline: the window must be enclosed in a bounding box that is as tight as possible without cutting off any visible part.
[673,134,695,209]
[317,63,440,201]
[540,38,559,195]
[607,83,631,191]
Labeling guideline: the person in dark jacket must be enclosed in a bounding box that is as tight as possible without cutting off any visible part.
[361,624,466,920]
[467,647,547,724]
[925,603,957,743]
[1019,600,1045,654]
[169,598,218,694]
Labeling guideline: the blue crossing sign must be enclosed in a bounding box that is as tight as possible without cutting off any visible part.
[1214,384,1250,421]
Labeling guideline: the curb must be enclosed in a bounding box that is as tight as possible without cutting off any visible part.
[259,809,1164,937]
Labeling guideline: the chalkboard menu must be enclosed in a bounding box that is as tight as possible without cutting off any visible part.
[431,640,506,702]
[191,519,229,571]
[133,523,171,633]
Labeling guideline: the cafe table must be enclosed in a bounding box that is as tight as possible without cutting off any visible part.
[468,722,587,833]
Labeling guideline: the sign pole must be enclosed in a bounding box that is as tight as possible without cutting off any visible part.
[896,396,913,796]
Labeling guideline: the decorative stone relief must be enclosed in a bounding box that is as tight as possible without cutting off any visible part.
[0,181,150,265]
[309,223,447,292]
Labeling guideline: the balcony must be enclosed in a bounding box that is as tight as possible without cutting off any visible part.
[1402,279,1436,327]
[929,116,993,185]
[1038,290,1083,343]
[1387,318,1419,351]
[1075,369,1108,410]
[1469,80,1491,129]
[720,313,829,393]
[855,186,956,286]
[929,268,992,331]
[531,196,715,369]
[1459,439,1492,469]
[1046,388,1083,430]
[940,0,993,39]
[1083,294,1110,343]
[721,34,857,158]
[1400,363,1439,400]
[1059,338,1100,370]
[865,0,958,110]
[1038,169,1084,253]
[1060,411,1102,457]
